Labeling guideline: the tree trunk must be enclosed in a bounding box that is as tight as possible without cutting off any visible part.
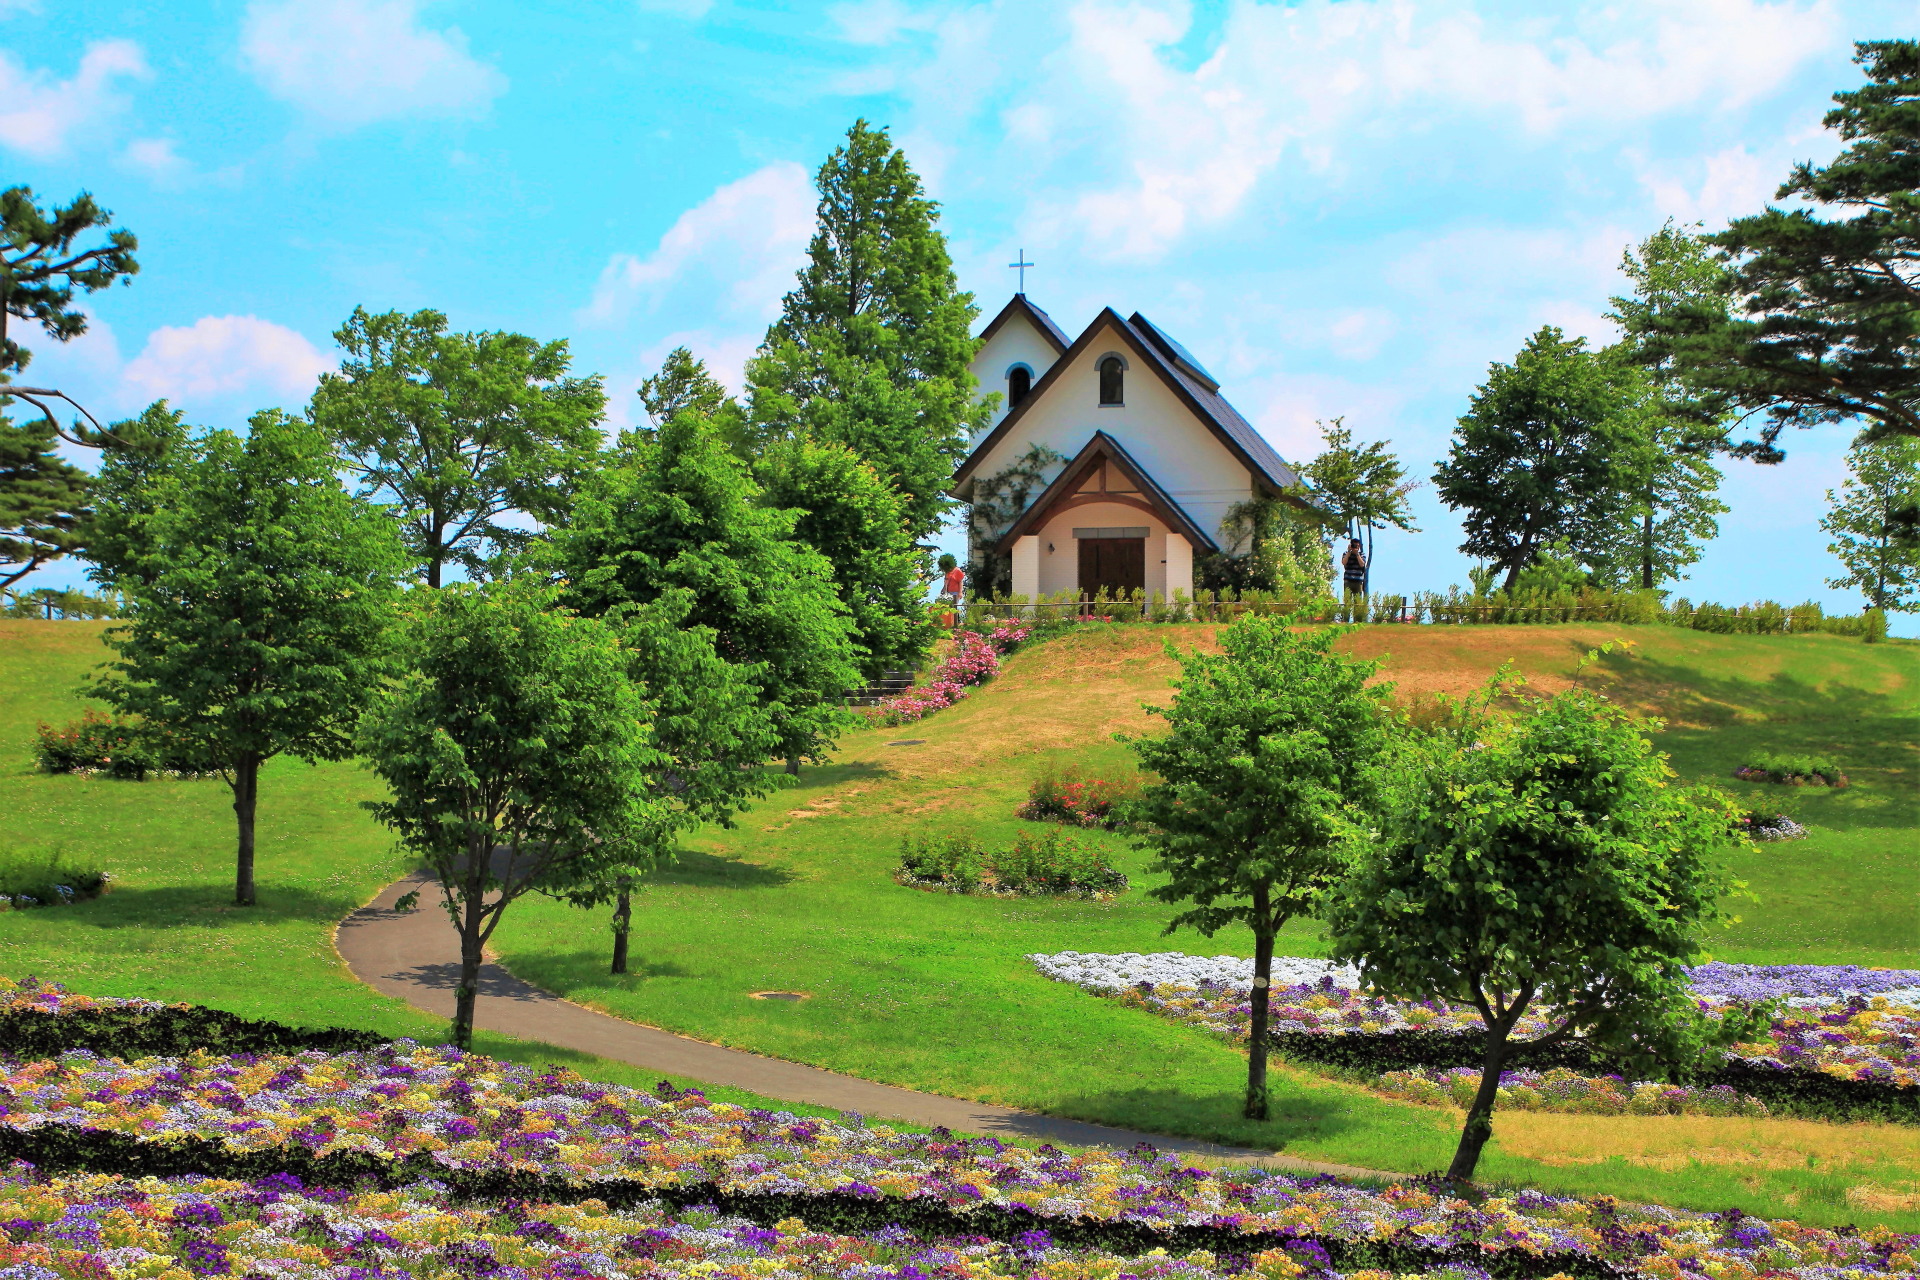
[452,885,486,1051]
[1244,923,1275,1120]
[610,889,632,975]
[785,755,800,777]
[1447,1030,1511,1183]
[232,755,260,907]
[426,552,443,590]
[1640,510,1654,590]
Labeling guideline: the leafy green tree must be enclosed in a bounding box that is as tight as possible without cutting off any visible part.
[309,308,606,587]
[90,410,407,906]
[0,186,139,446]
[1325,682,1754,1182]
[550,407,860,773]
[1434,327,1642,591]
[0,411,88,593]
[1655,43,1920,457]
[756,434,935,678]
[1301,417,1418,590]
[1823,436,1920,612]
[1601,224,1733,589]
[1128,614,1394,1121]
[358,580,668,1046]
[746,120,990,542]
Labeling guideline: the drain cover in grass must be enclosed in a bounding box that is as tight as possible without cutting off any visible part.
[750,991,806,1001]
[886,739,926,746]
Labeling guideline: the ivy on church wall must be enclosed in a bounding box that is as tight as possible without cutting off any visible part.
[964,444,1066,597]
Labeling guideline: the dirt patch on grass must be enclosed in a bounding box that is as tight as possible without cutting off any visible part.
[1490,1108,1920,1172]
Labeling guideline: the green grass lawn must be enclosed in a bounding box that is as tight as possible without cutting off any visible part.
[2,618,1917,1228]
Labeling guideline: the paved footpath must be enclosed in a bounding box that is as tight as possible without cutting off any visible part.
[335,872,1389,1179]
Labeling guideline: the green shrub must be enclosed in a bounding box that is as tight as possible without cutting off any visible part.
[0,848,109,909]
[896,829,1126,897]
[1736,751,1848,787]
[897,833,986,892]
[32,710,210,780]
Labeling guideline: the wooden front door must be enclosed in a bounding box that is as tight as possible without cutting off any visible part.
[1078,537,1146,598]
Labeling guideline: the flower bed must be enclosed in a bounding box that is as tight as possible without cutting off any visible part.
[870,624,1030,728]
[895,830,1127,899]
[1,984,1919,1278]
[1029,954,1920,1122]
[1374,1066,1770,1119]
[4,1068,1919,1278]
[1737,809,1807,842]
[11,1165,1918,1280]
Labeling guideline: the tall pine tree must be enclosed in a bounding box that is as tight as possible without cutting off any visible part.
[745,121,990,544]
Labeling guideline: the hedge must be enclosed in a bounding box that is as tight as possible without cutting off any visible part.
[0,1005,387,1060]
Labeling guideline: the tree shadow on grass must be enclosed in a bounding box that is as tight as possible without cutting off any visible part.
[1036,1086,1366,1159]
[515,949,696,982]
[46,883,351,928]
[649,850,794,890]
[778,761,894,790]
[1574,649,1916,828]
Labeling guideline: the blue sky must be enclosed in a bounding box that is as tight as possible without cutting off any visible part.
[6,0,1915,632]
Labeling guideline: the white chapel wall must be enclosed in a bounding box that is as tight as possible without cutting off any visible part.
[969,317,1063,438]
[967,320,1257,547]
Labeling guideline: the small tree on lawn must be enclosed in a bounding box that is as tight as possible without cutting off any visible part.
[358,579,669,1047]
[1128,613,1394,1120]
[555,590,781,974]
[90,409,406,906]
[1324,682,1756,1182]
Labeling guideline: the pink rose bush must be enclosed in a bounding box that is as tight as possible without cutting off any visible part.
[872,623,1031,728]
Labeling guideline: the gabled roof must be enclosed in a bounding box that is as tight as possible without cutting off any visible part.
[994,431,1219,554]
[976,293,1071,354]
[951,306,1299,497]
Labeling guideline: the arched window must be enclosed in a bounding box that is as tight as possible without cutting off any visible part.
[1098,356,1125,406]
[1007,365,1032,408]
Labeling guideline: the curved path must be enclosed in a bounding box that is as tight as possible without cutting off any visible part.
[336,872,1387,1178]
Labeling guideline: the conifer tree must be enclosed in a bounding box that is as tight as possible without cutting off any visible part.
[1655,42,1920,456]
[549,408,860,771]
[0,410,88,593]
[746,120,990,543]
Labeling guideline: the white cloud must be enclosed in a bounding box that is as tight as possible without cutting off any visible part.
[581,162,816,328]
[851,0,1839,261]
[240,0,507,130]
[122,316,332,404]
[121,136,190,182]
[0,39,149,158]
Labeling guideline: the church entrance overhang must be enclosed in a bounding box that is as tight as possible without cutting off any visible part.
[991,431,1218,557]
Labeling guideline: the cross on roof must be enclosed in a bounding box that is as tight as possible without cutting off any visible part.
[1008,248,1034,294]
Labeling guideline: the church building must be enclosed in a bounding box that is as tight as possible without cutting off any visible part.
[950,293,1301,602]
